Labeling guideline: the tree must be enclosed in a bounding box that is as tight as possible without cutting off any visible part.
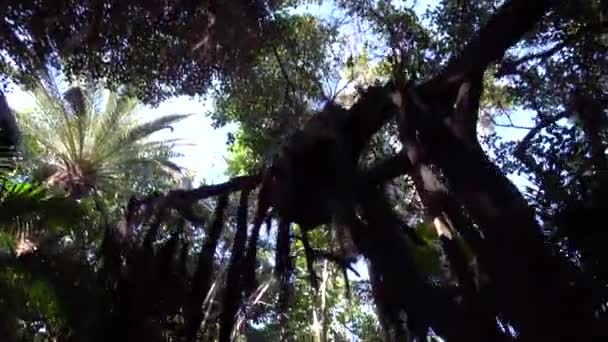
[15,67,188,200]
[168,0,605,339]
[2,0,608,341]
[0,91,20,170]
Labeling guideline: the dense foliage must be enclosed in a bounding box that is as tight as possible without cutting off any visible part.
[0,0,607,341]
[0,0,292,104]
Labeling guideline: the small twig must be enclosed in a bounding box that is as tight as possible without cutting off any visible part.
[330,70,355,102]
[514,111,568,158]
[493,122,535,130]
[505,113,516,126]
[490,115,535,130]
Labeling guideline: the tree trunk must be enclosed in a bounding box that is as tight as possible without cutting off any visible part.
[348,188,474,341]
[319,259,330,342]
[312,308,321,342]
[403,91,597,339]
[398,138,504,341]
[0,90,20,150]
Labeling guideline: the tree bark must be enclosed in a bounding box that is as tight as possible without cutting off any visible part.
[348,188,474,341]
[319,259,330,342]
[383,0,605,337]
[0,90,20,150]
[402,87,596,339]
[397,134,504,340]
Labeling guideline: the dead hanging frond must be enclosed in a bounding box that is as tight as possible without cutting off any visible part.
[179,240,190,276]
[368,259,410,342]
[157,227,181,275]
[142,208,167,253]
[125,195,139,230]
[98,225,125,290]
[275,219,293,317]
[306,241,359,298]
[342,264,351,299]
[265,210,273,234]
[184,194,229,342]
[157,219,185,284]
[242,219,263,295]
[243,173,273,295]
[219,188,251,342]
[152,223,189,319]
[300,230,319,290]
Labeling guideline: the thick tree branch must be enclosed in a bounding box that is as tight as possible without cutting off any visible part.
[419,0,554,97]
[498,41,568,76]
[571,92,608,172]
[403,84,592,339]
[358,152,412,187]
[451,71,484,149]
[130,174,261,226]
[188,174,261,199]
[497,26,596,76]
[0,90,20,150]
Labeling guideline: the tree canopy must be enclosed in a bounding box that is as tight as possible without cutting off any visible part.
[1,0,290,103]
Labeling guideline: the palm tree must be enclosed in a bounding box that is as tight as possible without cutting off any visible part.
[16,69,189,199]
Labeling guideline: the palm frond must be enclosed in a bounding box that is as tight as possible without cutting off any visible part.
[0,177,84,236]
[138,138,188,147]
[92,114,190,164]
[90,94,139,161]
[102,89,119,118]
[121,157,183,175]
[16,115,72,159]
[25,75,80,158]
[122,114,191,145]
[81,76,106,115]
[63,86,91,158]
[152,158,183,173]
